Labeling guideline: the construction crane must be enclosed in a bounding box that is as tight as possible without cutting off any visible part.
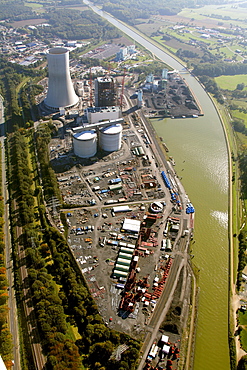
[120,68,126,109]
[89,67,93,107]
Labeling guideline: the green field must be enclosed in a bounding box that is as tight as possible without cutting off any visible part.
[215,75,247,90]
[180,4,247,22]
[230,110,247,128]
[24,1,43,8]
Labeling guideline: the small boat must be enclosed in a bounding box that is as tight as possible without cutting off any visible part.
[162,142,169,152]
[192,115,198,118]
[169,156,175,166]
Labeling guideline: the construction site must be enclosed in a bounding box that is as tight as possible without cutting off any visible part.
[42,46,196,370]
[47,105,195,370]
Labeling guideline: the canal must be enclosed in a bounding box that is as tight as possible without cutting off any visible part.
[84,2,230,368]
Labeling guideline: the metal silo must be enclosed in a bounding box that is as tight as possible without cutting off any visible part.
[44,47,79,110]
[99,124,122,152]
[73,130,97,158]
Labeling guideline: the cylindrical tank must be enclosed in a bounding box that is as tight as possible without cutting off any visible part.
[73,130,97,158]
[99,124,122,152]
[45,47,79,110]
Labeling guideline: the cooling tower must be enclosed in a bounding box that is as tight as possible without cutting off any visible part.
[44,47,79,110]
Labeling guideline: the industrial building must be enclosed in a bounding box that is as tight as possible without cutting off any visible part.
[44,47,79,110]
[94,76,117,107]
[86,106,121,124]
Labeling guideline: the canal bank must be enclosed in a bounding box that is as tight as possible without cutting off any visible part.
[83,2,230,369]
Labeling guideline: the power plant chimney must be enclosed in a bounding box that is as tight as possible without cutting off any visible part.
[44,47,79,110]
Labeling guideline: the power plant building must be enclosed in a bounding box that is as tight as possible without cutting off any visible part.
[94,77,117,107]
[44,47,79,110]
[86,106,121,124]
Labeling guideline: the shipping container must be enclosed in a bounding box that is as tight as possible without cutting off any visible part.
[161,239,167,250]
[104,199,117,205]
[166,239,172,251]
[109,178,122,184]
[92,186,100,191]
[109,183,123,191]
[119,241,127,247]
[107,239,119,246]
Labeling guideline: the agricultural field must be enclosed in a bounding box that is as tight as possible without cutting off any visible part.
[215,75,247,91]
[179,3,247,25]
[24,2,43,9]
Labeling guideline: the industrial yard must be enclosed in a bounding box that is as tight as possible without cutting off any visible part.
[137,70,202,119]
[36,44,196,370]
[47,100,195,369]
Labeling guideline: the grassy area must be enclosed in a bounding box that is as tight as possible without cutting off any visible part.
[167,28,215,46]
[24,2,43,9]
[180,4,247,22]
[230,110,247,127]
[67,5,88,12]
[215,75,247,91]
[152,36,178,54]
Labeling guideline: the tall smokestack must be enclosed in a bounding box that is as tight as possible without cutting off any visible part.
[44,47,79,110]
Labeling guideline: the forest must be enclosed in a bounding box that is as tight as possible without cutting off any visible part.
[41,9,121,40]
[92,0,229,25]
[0,1,34,21]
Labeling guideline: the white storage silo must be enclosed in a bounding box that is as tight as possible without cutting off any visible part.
[99,124,122,152]
[73,130,97,158]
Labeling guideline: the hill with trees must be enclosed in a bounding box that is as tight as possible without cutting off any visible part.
[91,0,229,25]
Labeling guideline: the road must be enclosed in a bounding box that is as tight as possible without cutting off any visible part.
[121,91,196,368]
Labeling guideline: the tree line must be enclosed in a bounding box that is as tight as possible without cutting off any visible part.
[192,61,247,78]
[0,144,13,367]
[7,124,141,369]
[92,0,226,25]
[0,56,45,130]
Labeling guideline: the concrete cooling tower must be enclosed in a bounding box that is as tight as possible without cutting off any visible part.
[44,47,79,110]
[73,130,97,158]
[99,124,122,152]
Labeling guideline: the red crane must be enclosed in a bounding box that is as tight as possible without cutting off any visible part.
[89,67,93,107]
